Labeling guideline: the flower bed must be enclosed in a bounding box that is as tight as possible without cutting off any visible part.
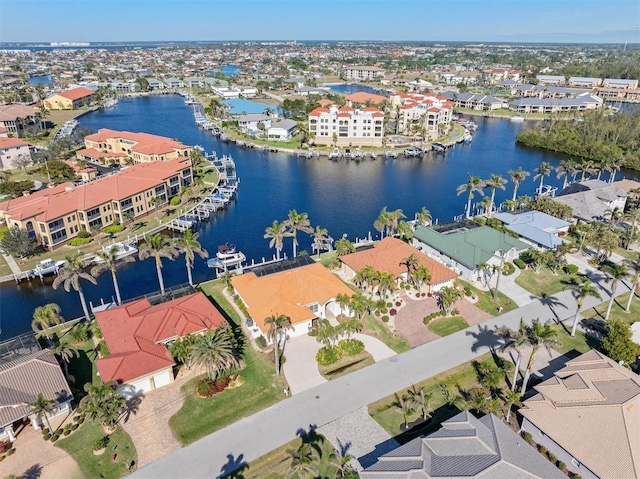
[196,376,231,398]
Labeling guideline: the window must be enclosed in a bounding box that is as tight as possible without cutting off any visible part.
[571,458,580,468]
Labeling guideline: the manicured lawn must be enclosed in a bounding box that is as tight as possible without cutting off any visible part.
[582,291,640,326]
[318,351,375,380]
[56,422,137,479]
[515,267,577,298]
[613,247,639,260]
[458,280,517,315]
[364,314,411,354]
[199,279,241,326]
[237,433,339,479]
[201,166,220,185]
[65,337,102,394]
[428,316,469,337]
[551,324,597,357]
[317,250,339,268]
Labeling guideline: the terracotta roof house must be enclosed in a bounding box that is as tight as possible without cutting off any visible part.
[231,257,354,340]
[0,349,73,442]
[95,292,227,398]
[519,350,640,479]
[44,87,95,110]
[361,411,565,478]
[339,237,458,293]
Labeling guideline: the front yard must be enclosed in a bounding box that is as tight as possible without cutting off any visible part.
[457,279,517,315]
[514,267,577,298]
[428,316,469,337]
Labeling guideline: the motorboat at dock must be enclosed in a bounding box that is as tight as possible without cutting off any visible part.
[92,242,138,263]
[207,244,246,274]
[28,259,65,278]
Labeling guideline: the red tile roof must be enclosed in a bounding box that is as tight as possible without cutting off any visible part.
[57,87,95,101]
[345,92,388,104]
[0,137,29,149]
[96,292,227,383]
[308,107,329,116]
[337,112,352,118]
[84,128,188,155]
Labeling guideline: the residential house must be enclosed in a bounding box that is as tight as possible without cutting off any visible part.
[596,86,640,100]
[568,77,602,88]
[408,79,433,91]
[164,78,184,89]
[339,237,458,293]
[519,350,640,479]
[554,179,628,222]
[43,87,95,110]
[0,348,73,442]
[412,224,528,280]
[231,257,354,340]
[343,66,386,82]
[95,292,227,398]
[283,77,305,88]
[362,412,566,478]
[0,157,192,248]
[183,76,204,88]
[308,105,385,147]
[493,211,571,249]
[602,78,638,89]
[345,92,388,108]
[238,114,272,133]
[293,86,328,96]
[0,137,33,170]
[481,68,522,84]
[0,104,39,136]
[267,119,298,141]
[111,81,139,93]
[146,78,165,90]
[536,75,566,85]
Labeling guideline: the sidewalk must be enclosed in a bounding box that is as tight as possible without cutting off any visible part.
[496,266,536,307]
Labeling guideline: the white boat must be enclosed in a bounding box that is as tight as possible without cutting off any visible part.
[463,131,473,142]
[207,244,246,269]
[431,143,446,152]
[353,148,364,159]
[385,149,398,159]
[93,242,138,263]
[510,116,525,122]
[404,147,420,157]
[328,148,341,159]
[29,259,65,278]
[343,149,353,159]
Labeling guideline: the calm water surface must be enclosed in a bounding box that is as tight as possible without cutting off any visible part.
[0,95,619,338]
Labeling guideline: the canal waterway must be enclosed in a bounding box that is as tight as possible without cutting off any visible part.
[0,95,626,338]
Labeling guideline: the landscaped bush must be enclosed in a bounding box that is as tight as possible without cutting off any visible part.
[67,237,92,247]
[98,340,109,357]
[92,436,109,452]
[451,309,460,315]
[381,315,389,322]
[389,309,397,316]
[6,448,14,456]
[51,434,60,442]
[43,433,51,440]
[386,302,393,308]
[395,301,401,307]
[255,335,267,348]
[463,286,472,296]
[379,307,388,315]
[564,264,579,275]
[196,376,231,398]
[514,258,526,269]
[0,440,11,453]
[502,262,516,276]
[338,338,365,356]
[558,461,567,471]
[538,445,547,455]
[234,298,250,317]
[71,424,78,431]
[522,431,532,443]
[63,429,71,436]
[103,223,125,234]
[548,452,556,462]
[316,345,342,365]
[77,229,91,238]
[170,196,181,206]
[41,427,50,435]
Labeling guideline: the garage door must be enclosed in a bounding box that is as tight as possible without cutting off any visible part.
[153,370,172,389]
[118,378,151,399]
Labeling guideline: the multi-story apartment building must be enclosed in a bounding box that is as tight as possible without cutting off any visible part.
[0,137,33,170]
[0,158,192,249]
[481,68,522,84]
[0,105,39,136]
[343,65,386,82]
[308,105,385,147]
[79,129,191,165]
[43,87,95,110]
[390,92,453,139]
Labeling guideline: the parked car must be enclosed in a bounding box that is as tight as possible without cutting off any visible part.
[581,318,610,334]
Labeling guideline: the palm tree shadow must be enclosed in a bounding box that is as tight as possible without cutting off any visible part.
[465,324,502,353]
[217,453,248,479]
[121,395,143,423]
[296,424,325,458]
[540,292,567,324]
[22,464,43,479]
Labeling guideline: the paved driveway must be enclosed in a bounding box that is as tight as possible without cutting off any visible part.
[282,335,326,395]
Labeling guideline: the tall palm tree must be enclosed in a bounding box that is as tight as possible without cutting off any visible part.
[502,389,522,424]
[285,210,313,258]
[400,253,419,286]
[28,393,57,432]
[601,262,630,320]
[91,245,135,305]
[623,255,640,312]
[80,381,127,433]
[623,207,640,250]
[52,254,98,321]
[413,265,431,291]
[174,229,208,287]
[556,159,576,190]
[485,173,507,214]
[329,448,356,479]
[311,225,329,257]
[508,167,530,201]
[456,174,485,219]
[374,207,391,238]
[392,393,414,429]
[569,279,601,337]
[265,314,293,375]
[498,318,529,391]
[578,160,595,181]
[533,162,552,195]
[387,209,406,236]
[264,220,289,260]
[51,336,79,378]
[190,327,240,381]
[407,384,432,420]
[415,207,432,227]
[521,319,559,393]
[336,293,351,317]
[32,303,63,340]
[285,443,318,479]
[138,233,178,296]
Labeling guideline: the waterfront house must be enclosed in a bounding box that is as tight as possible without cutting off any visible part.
[95,292,227,398]
[493,211,571,250]
[509,93,603,114]
[183,76,204,88]
[308,105,385,148]
[345,92,388,107]
[361,411,566,478]
[339,237,458,293]
[43,87,95,110]
[0,104,39,136]
[0,137,33,170]
[554,179,628,223]
[519,350,640,479]
[412,224,528,280]
[231,257,354,340]
[146,78,165,90]
[110,81,139,93]
[0,348,73,442]
[238,113,272,133]
[0,157,192,248]
[343,65,386,82]
[441,91,504,111]
[82,128,191,165]
[602,78,638,89]
[163,77,184,89]
[267,119,298,141]
[293,86,328,96]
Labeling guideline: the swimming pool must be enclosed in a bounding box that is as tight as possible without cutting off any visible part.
[222,98,275,115]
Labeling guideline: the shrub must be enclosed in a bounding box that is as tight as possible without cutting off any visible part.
[77,229,91,238]
[316,346,342,365]
[92,436,109,452]
[395,301,401,307]
[514,258,526,269]
[338,338,365,356]
[170,196,181,206]
[255,335,267,348]
[67,237,92,247]
[6,448,15,456]
[564,264,579,275]
[548,452,556,462]
[196,377,230,398]
[389,309,397,316]
[71,424,79,431]
[451,309,459,315]
[0,441,11,453]
[93,324,103,340]
[98,340,110,357]
[386,302,393,308]
[538,445,547,455]
[0,456,4,462]
[440,310,447,317]
[63,429,71,436]
[522,432,532,443]
[381,315,389,322]
[103,223,125,234]
[502,262,515,276]
[43,433,51,440]
[51,434,60,442]
[558,461,567,471]
[463,286,472,296]
[41,427,50,435]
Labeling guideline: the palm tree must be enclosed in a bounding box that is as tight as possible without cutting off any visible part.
[388,209,406,236]
[52,254,98,321]
[498,318,529,391]
[190,327,240,381]
[51,336,79,378]
[32,303,63,340]
[285,210,313,258]
[311,225,329,257]
[91,245,135,305]
[569,279,602,336]
[481,196,492,217]
[415,207,432,227]
[485,173,507,214]
[407,384,432,420]
[623,207,640,250]
[329,448,356,479]
[265,314,293,375]
[138,233,178,296]
[521,319,559,393]
[374,207,391,238]
[508,167,530,201]
[413,265,431,292]
[533,162,552,195]
[28,393,57,432]
[502,389,522,424]
[336,293,352,317]
[174,229,208,287]
[392,393,414,429]
[456,174,485,219]
[400,254,420,286]
[601,262,630,320]
[623,255,640,312]
[397,220,413,242]
[264,220,289,260]
[80,381,126,433]
[285,443,318,479]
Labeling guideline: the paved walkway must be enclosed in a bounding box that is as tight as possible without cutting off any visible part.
[495,266,537,307]
[2,253,21,274]
[353,333,396,361]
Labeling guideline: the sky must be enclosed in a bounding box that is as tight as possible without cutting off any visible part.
[0,0,639,44]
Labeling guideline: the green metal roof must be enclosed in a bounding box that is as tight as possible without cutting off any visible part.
[414,226,528,270]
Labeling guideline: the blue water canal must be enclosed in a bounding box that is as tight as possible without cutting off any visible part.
[0,95,622,338]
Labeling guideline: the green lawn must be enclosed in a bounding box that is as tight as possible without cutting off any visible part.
[201,166,220,186]
[458,280,517,315]
[428,317,469,337]
[199,279,241,326]
[515,267,577,298]
[365,313,411,353]
[317,250,339,268]
[613,247,639,260]
[56,422,137,478]
[551,324,598,357]
[65,337,102,394]
[583,291,640,325]
[318,351,375,380]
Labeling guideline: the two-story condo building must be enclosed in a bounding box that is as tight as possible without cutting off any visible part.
[0,137,33,170]
[43,87,95,110]
[79,129,191,166]
[0,104,39,136]
[0,158,192,249]
[343,65,386,82]
[308,105,385,147]
[390,91,454,138]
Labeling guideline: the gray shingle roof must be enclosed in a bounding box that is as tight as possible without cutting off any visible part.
[494,211,570,249]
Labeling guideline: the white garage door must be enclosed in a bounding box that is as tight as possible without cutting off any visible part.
[153,370,172,388]
[118,378,151,399]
